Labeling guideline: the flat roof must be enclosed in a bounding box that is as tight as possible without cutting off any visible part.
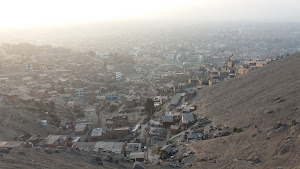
[91,128,103,137]
[182,113,195,123]
[130,152,144,159]
[73,142,96,151]
[94,142,124,154]
[0,141,23,148]
[45,135,61,145]
[75,124,87,132]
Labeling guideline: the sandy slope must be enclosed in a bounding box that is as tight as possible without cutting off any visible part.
[183,53,300,169]
[0,148,131,169]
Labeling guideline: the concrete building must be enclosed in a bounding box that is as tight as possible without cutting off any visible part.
[94,142,124,154]
[170,93,183,106]
[182,113,195,127]
[0,141,24,152]
[75,88,84,98]
[130,152,145,162]
[116,72,122,81]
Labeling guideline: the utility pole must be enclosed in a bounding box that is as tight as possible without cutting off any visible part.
[96,104,103,128]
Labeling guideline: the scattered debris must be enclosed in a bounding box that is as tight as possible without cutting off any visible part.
[44,148,53,154]
[276,99,286,103]
[248,155,261,163]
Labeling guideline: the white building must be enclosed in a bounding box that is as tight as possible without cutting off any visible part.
[75,88,84,98]
[168,54,175,60]
[116,72,122,81]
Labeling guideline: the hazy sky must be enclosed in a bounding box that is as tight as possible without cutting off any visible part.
[0,0,299,28]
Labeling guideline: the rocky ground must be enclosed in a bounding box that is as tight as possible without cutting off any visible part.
[0,98,58,140]
[0,147,132,169]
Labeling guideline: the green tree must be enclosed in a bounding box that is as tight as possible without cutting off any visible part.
[109,104,118,113]
[145,98,155,116]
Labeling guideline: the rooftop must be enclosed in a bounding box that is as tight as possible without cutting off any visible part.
[91,128,104,137]
[94,142,124,154]
[182,113,195,124]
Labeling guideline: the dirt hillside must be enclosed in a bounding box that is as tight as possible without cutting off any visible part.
[0,148,131,169]
[179,53,300,169]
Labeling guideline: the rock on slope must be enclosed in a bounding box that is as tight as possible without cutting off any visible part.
[182,53,300,168]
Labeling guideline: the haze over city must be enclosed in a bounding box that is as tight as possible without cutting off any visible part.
[1,0,300,28]
[0,0,299,169]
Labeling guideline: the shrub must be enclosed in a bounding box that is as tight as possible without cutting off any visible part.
[233,127,243,133]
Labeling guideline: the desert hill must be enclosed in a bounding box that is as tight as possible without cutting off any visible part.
[0,147,131,169]
[171,53,300,169]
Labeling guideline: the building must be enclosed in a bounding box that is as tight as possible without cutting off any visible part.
[160,145,173,155]
[44,135,70,149]
[105,115,129,129]
[170,93,183,106]
[149,126,165,137]
[116,72,122,81]
[182,113,195,127]
[5,90,19,99]
[161,115,174,127]
[74,123,88,135]
[170,125,179,134]
[75,88,84,98]
[72,142,96,151]
[130,152,145,162]
[124,143,142,155]
[18,95,36,103]
[183,106,196,113]
[28,134,40,146]
[107,92,118,100]
[208,79,221,86]
[94,142,124,154]
[237,68,249,75]
[0,141,24,152]
[90,128,106,142]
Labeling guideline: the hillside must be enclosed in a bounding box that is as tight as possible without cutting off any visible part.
[0,97,58,140]
[0,54,299,169]
[0,148,131,169]
[175,53,300,168]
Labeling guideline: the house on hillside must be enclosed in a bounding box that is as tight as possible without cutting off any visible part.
[170,125,179,134]
[160,145,173,155]
[105,115,129,129]
[72,142,96,151]
[208,79,221,86]
[182,113,195,127]
[183,106,196,113]
[90,128,107,142]
[44,135,70,149]
[94,142,124,154]
[124,143,142,155]
[0,141,24,153]
[130,152,145,162]
[170,93,183,106]
[161,115,175,127]
[74,123,88,135]
[18,95,37,103]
